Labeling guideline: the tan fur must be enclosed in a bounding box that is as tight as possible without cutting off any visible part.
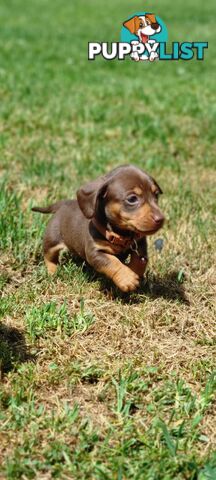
[44,243,66,275]
[97,254,140,292]
[133,187,143,196]
[105,200,161,233]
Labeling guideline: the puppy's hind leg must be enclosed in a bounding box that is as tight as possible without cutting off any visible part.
[44,243,65,275]
[43,216,66,275]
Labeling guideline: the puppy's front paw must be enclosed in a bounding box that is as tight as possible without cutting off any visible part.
[131,52,140,62]
[149,51,159,62]
[113,268,140,292]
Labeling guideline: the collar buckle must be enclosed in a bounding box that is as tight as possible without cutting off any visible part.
[92,219,133,248]
[130,239,139,255]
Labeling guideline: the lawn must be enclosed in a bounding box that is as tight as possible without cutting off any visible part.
[0,0,215,478]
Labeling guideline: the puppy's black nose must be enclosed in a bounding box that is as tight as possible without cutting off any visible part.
[152,22,159,30]
[153,214,164,226]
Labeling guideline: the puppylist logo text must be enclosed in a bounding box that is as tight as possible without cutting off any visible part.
[88,12,208,62]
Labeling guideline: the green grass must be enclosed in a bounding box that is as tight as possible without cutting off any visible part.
[25,299,95,340]
[0,0,215,478]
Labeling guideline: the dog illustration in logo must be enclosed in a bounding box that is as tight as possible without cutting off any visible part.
[123,14,161,62]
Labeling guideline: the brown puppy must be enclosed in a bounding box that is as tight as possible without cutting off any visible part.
[32,165,164,292]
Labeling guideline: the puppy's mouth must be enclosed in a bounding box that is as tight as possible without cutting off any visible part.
[112,221,163,236]
[140,32,148,43]
[133,223,164,236]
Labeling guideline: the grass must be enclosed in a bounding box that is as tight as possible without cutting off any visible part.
[0,0,215,478]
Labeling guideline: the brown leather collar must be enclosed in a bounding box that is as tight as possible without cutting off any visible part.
[92,218,141,249]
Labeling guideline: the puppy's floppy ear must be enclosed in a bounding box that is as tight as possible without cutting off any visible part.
[145,13,157,24]
[77,176,108,219]
[123,16,140,34]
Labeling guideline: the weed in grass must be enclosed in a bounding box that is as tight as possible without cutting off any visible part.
[25,298,95,340]
[72,298,95,333]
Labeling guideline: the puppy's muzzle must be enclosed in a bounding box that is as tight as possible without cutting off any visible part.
[152,213,164,228]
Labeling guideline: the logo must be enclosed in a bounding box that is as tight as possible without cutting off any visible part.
[121,12,167,62]
[88,11,208,62]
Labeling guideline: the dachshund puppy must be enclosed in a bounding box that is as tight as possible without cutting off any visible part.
[32,165,164,292]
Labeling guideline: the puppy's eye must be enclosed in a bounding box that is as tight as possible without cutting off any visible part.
[125,194,139,205]
[146,20,150,25]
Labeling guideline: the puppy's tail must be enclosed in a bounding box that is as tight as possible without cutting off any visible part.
[32,200,67,214]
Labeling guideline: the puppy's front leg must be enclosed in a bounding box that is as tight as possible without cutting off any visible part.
[130,41,141,62]
[86,250,140,292]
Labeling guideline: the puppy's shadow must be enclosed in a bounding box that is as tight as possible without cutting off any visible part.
[0,324,34,377]
[102,270,189,305]
[143,270,189,304]
[61,256,189,306]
